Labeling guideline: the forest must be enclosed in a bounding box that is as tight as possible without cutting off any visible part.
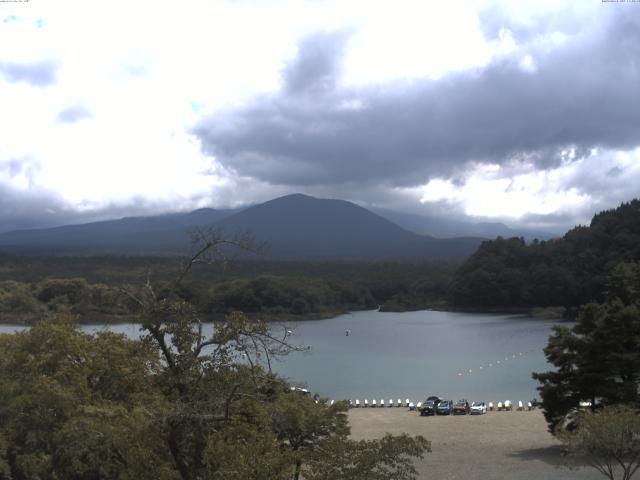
[449,200,640,313]
[0,256,456,324]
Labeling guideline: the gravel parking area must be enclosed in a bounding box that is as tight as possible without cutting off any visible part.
[348,408,601,480]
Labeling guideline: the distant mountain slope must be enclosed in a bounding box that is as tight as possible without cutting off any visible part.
[0,194,482,260]
[449,199,640,309]
[216,194,482,260]
[0,208,235,253]
[371,207,557,240]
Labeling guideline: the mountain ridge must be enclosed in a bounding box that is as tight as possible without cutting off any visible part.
[0,193,483,261]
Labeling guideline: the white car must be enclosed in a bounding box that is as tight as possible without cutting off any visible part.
[470,401,487,415]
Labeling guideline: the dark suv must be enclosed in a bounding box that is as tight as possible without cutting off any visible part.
[436,400,453,415]
[420,396,443,416]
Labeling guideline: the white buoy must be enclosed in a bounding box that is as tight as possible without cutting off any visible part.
[380,399,385,407]
[355,399,360,408]
[388,399,393,407]
[405,398,410,407]
[372,399,377,408]
[489,402,494,411]
[364,399,369,407]
[416,401,422,409]
[397,398,402,407]
[409,402,415,411]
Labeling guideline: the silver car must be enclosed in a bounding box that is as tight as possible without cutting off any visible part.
[470,401,487,415]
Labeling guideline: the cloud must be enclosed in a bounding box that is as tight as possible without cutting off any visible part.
[0,60,58,87]
[195,11,640,191]
[0,180,213,234]
[57,106,92,124]
[282,29,351,95]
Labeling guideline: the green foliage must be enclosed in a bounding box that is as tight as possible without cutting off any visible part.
[558,405,640,480]
[206,275,376,317]
[450,200,640,309]
[533,261,640,432]
[304,433,431,480]
[0,258,459,323]
[0,239,434,479]
[0,317,172,480]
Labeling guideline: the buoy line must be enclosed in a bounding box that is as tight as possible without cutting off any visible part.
[455,349,537,378]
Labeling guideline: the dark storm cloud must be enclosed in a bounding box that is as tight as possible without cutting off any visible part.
[195,11,640,189]
[57,106,92,124]
[0,60,58,87]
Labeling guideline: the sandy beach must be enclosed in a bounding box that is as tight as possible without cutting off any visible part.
[348,408,602,480]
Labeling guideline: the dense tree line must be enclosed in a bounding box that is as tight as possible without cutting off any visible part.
[449,200,640,310]
[0,259,457,323]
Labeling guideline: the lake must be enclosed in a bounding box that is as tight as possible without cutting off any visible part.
[0,309,559,405]
[275,309,557,404]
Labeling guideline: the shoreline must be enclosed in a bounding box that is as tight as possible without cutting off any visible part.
[0,304,569,326]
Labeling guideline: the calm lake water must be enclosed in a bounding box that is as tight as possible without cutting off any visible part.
[0,309,560,404]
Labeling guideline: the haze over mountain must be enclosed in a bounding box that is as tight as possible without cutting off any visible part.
[370,208,558,241]
[0,194,483,260]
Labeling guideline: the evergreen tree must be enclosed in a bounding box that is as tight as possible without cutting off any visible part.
[533,262,640,432]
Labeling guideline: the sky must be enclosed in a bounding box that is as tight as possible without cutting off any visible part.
[0,0,639,234]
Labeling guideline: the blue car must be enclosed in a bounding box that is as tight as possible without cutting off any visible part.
[436,400,453,415]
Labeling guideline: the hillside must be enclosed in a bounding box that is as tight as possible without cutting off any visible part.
[0,208,235,254]
[0,194,482,261]
[449,199,640,309]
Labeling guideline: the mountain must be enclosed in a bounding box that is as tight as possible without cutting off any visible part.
[0,194,482,260]
[0,208,236,254]
[215,194,482,260]
[370,207,557,240]
[449,199,640,309]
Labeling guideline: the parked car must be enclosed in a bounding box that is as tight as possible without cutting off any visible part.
[436,400,453,415]
[470,401,487,415]
[453,399,470,415]
[420,396,443,416]
[420,400,437,416]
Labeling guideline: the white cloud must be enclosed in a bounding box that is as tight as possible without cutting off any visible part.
[0,0,636,232]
